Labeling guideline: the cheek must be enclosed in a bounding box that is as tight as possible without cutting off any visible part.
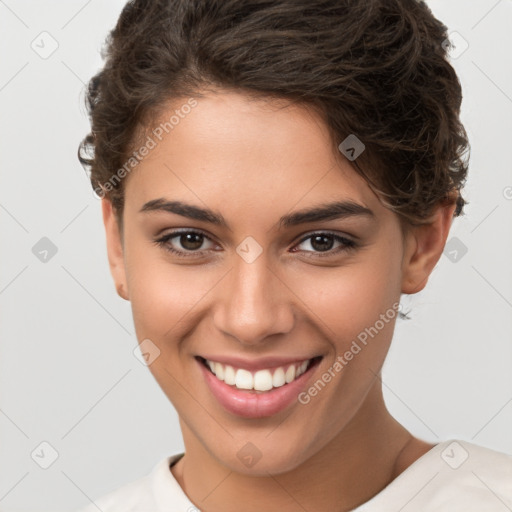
[125,225,403,348]
[290,249,402,342]
[124,242,209,340]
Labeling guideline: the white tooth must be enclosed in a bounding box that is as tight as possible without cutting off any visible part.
[214,362,224,380]
[254,370,273,391]
[295,364,304,378]
[285,365,296,383]
[235,368,253,389]
[224,365,236,385]
[297,361,308,376]
[272,367,286,387]
[207,360,215,373]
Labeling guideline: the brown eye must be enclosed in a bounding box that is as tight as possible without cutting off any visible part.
[179,232,204,251]
[292,232,356,257]
[153,229,217,258]
[309,234,335,252]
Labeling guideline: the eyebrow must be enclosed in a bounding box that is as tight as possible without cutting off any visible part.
[140,198,374,229]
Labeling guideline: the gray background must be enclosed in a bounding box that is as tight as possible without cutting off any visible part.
[0,1,511,510]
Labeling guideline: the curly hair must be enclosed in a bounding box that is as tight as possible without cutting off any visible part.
[78,0,470,229]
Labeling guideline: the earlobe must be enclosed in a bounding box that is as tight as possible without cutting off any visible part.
[401,202,457,295]
[101,198,129,301]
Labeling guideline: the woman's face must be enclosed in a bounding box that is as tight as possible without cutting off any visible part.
[103,90,428,474]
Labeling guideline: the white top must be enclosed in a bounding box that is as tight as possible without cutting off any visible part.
[74,439,512,511]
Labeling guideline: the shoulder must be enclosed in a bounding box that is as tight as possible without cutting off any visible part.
[442,441,511,490]
[358,440,512,512]
[72,454,187,512]
[407,440,512,510]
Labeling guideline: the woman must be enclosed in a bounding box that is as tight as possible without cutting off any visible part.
[75,0,512,510]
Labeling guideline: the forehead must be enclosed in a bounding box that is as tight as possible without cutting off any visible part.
[124,91,385,222]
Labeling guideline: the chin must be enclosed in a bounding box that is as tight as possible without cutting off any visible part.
[210,441,315,476]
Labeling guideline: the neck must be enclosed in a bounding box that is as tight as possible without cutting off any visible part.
[171,382,427,512]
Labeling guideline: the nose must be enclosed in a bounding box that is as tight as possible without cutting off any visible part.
[212,251,295,346]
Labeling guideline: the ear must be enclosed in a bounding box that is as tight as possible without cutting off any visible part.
[102,198,129,301]
[401,201,457,294]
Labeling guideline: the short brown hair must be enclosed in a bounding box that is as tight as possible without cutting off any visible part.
[78,0,470,227]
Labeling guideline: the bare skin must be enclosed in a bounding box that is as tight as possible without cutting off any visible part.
[102,89,454,511]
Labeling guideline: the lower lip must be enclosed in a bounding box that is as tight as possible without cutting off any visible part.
[197,358,321,419]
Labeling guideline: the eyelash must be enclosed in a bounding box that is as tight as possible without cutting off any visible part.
[153,229,357,259]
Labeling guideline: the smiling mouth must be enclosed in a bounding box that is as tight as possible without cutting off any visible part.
[196,356,323,393]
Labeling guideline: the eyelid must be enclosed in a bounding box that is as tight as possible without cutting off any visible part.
[158,228,219,249]
[153,228,219,259]
[291,231,357,258]
[295,230,355,245]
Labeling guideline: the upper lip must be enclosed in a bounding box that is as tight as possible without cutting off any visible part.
[197,355,322,372]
